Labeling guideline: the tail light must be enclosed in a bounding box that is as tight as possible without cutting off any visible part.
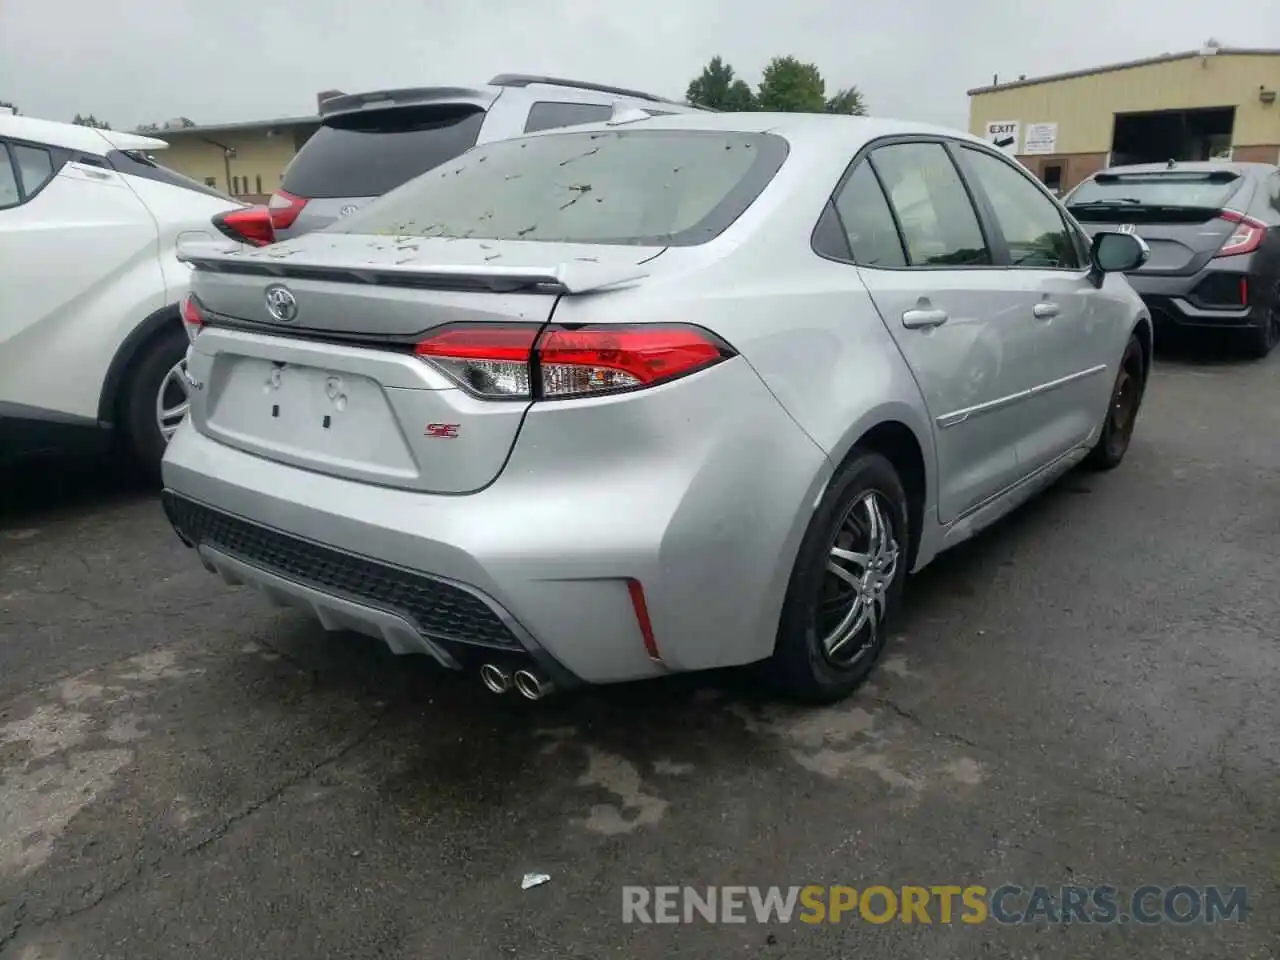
[212,206,274,247]
[268,189,308,231]
[413,323,735,400]
[180,293,206,344]
[1215,210,1267,258]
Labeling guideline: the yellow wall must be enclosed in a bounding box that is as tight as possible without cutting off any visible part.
[969,52,1280,155]
[155,125,315,199]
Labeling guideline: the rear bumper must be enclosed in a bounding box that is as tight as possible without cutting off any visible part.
[1126,268,1267,331]
[161,359,831,685]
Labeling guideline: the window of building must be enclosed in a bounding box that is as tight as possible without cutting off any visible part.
[255,174,262,194]
[1042,164,1063,195]
[523,101,614,134]
[957,146,1079,269]
[829,161,907,267]
[868,141,990,267]
[205,177,217,188]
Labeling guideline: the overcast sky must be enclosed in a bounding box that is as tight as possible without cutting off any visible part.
[1,0,1274,131]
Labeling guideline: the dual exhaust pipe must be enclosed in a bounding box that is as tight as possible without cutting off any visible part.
[480,662,554,700]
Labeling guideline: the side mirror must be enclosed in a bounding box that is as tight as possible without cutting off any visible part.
[1089,231,1150,284]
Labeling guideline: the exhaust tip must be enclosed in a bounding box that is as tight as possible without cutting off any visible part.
[480,662,512,694]
[514,668,553,701]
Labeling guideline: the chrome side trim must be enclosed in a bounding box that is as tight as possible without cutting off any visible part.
[937,364,1108,429]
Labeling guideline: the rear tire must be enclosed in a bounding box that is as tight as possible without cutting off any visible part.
[768,450,909,704]
[1240,307,1278,359]
[1086,333,1146,471]
[120,321,190,477]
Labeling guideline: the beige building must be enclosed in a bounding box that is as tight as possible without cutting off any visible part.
[968,46,1280,193]
[149,114,320,203]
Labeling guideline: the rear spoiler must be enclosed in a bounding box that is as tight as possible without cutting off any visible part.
[319,86,498,119]
[176,241,647,295]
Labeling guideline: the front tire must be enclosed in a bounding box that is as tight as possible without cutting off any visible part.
[120,322,190,476]
[768,451,909,704]
[1086,333,1146,471]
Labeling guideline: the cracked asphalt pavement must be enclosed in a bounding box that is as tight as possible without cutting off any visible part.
[2,343,1278,959]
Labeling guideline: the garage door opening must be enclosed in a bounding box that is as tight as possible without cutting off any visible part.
[1111,107,1235,165]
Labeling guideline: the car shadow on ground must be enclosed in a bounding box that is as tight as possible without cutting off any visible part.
[1152,327,1266,367]
[0,453,153,529]
[187,466,1095,795]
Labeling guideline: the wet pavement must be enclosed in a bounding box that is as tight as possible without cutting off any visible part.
[2,342,1278,959]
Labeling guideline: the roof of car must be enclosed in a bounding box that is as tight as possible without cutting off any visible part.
[523,109,981,145]
[1095,161,1277,176]
[0,113,167,154]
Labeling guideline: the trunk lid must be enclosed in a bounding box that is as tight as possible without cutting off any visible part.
[1072,211,1236,275]
[178,235,663,494]
[1066,167,1254,277]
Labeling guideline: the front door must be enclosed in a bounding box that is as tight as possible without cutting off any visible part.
[953,144,1115,472]
[836,139,1039,523]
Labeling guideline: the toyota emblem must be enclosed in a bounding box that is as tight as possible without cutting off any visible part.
[264,283,298,322]
[339,204,359,217]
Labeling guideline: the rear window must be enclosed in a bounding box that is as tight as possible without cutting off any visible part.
[281,105,485,199]
[330,128,790,247]
[107,150,235,201]
[1067,170,1242,212]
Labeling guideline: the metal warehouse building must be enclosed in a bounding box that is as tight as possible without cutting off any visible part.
[967,45,1280,194]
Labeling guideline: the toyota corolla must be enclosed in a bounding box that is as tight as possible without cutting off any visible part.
[161,112,1153,703]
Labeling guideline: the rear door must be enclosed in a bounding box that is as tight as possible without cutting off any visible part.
[274,103,487,238]
[838,138,1034,522]
[953,143,1108,474]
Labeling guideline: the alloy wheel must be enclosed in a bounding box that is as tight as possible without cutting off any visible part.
[155,358,191,444]
[819,490,900,667]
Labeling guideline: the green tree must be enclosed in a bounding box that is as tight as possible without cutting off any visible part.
[0,100,18,115]
[685,55,756,111]
[825,86,868,116]
[73,113,112,129]
[755,56,827,113]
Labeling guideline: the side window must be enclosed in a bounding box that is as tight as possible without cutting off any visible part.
[831,161,906,267]
[869,142,990,267]
[958,146,1080,268]
[11,144,54,196]
[0,146,19,208]
[523,101,614,134]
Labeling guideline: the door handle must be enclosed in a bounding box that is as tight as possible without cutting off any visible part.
[902,308,949,329]
[1033,302,1060,320]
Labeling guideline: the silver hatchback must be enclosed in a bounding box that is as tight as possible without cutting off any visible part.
[163,112,1152,703]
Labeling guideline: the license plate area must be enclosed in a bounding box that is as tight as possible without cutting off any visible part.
[205,356,417,477]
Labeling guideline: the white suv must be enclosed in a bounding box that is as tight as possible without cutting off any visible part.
[0,114,242,470]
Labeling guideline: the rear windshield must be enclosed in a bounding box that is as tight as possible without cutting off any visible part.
[1066,171,1242,214]
[107,150,236,202]
[281,105,485,199]
[330,128,790,246]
